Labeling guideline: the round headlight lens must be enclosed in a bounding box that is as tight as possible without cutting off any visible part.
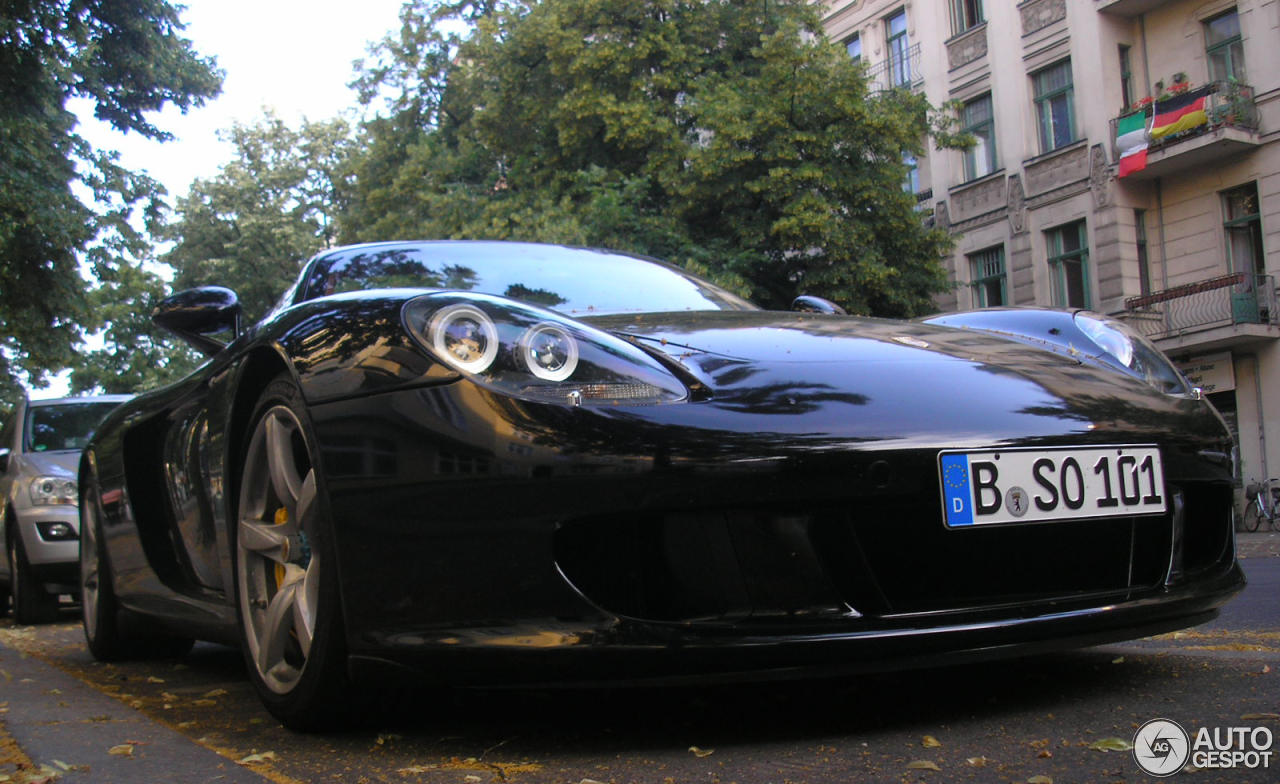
[520,324,579,381]
[430,304,499,373]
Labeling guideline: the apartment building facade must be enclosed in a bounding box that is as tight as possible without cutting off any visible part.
[820,0,1280,502]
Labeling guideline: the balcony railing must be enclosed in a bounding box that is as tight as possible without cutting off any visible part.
[1124,273,1278,341]
[1110,81,1259,177]
[867,43,922,93]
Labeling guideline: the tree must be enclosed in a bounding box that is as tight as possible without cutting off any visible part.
[345,0,963,316]
[0,0,221,403]
[162,112,356,323]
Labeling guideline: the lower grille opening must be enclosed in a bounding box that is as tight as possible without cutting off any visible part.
[555,509,850,623]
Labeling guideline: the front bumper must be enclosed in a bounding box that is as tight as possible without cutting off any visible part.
[308,380,1244,688]
[12,505,80,578]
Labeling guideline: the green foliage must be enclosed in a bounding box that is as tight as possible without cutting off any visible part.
[344,0,958,315]
[162,112,357,323]
[0,0,221,401]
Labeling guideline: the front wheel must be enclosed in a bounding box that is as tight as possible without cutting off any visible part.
[235,377,350,731]
[9,526,60,625]
[1244,499,1262,532]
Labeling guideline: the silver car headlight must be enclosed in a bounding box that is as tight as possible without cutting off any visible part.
[1074,312,1192,396]
[30,476,78,506]
[403,293,688,406]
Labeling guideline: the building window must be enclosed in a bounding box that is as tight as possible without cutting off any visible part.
[886,10,912,88]
[1223,183,1264,276]
[951,0,983,35]
[1205,9,1245,83]
[1047,221,1089,308]
[1033,60,1076,153]
[961,94,996,181]
[903,153,919,195]
[1119,45,1135,110]
[846,34,862,64]
[1135,209,1151,296]
[969,246,1006,307]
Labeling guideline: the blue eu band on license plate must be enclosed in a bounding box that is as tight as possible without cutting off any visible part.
[939,446,1167,527]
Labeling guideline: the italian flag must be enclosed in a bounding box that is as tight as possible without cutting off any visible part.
[1150,86,1211,140]
[1116,111,1149,178]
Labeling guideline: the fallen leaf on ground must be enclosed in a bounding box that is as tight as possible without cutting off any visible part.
[202,689,227,698]
[376,733,403,745]
[1028,776,1053,784]
[147,676,164,683]
[1037,750,1053,758]
[907,760,941,771]
[397,765,438,774]
[238,751,279,765]
[192,699,217,707]
[922,735,941,747]
[1089,737,1134,752]
[688,746,714,758]
[107,745,133,756]
[1111,656,1124,664]
[1241,713,1280,720]
[965,757,988,767]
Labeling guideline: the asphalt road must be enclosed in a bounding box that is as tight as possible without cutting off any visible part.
[1,558,1277,784]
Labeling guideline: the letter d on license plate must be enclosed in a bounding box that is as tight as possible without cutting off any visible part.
[939,445,1166,527]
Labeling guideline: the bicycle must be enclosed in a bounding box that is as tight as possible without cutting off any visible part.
[1243,478,1280,532]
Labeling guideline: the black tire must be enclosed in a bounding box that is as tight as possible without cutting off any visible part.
[1244,500,1262,532]
[9,525,60,625]
[81,480,196,661]
[234,376,350,731]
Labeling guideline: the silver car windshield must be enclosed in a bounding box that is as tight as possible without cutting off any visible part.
[25,403,120,453]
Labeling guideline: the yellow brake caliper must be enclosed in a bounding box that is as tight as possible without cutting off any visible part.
[273,507,289,588]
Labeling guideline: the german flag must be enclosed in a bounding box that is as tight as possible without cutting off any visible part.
[1150,86,1212,140]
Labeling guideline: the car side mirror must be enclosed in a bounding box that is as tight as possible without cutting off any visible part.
[152,287,242,357]
[0,448,9,473]
[791,295,847,316]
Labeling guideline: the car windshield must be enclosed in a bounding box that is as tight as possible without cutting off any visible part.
[299,242,758,316]
[25,402,120,453]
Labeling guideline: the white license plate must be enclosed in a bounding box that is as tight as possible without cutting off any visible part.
[939,446,1166,527]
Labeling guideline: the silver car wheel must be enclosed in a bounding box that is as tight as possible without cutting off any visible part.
[237,404,321,696]
[80,495,101,635]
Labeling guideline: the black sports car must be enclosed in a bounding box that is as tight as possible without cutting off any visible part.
[80,240,1245,730]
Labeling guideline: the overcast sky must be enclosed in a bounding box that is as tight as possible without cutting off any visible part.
[75,0,408,201]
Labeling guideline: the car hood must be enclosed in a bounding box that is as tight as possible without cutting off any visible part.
[20,451,79,477]
[591,310,1081,367]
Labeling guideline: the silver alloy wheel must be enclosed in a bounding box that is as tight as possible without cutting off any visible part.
[237,404,321,695]
[80,494,101,635]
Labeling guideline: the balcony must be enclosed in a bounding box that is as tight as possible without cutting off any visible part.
[1124,273,1279,352]
[1095,0,1176,16]
[1110,81,1260,181]
[867,43,923,93]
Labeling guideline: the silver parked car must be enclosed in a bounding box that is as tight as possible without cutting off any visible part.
[1,395,130,623]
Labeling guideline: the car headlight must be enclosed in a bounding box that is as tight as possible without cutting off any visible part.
[1074,312,1192,396]
[29,476,78,506]
[403,293,688,406]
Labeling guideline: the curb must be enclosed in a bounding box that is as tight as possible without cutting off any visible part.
[0,635,269,784]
